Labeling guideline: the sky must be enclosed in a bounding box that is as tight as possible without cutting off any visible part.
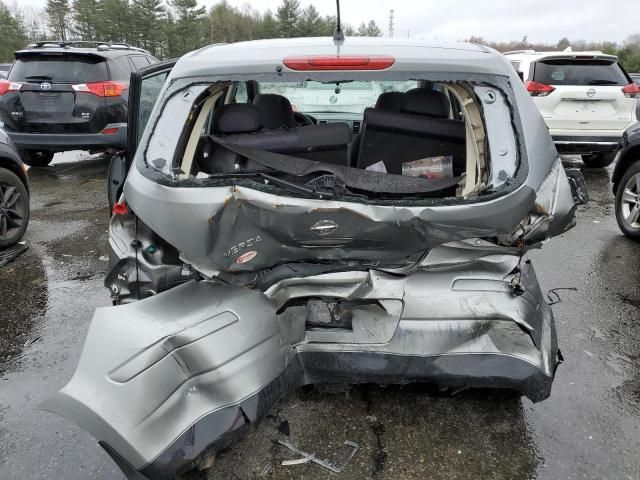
[14,0,636,44]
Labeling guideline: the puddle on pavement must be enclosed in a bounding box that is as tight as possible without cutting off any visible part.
[596,234,640,416]
[0,246,48,372]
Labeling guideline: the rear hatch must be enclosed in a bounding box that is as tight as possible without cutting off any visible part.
[1,52,122,134]
[530,56,636,132]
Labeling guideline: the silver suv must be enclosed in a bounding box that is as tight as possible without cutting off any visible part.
[44,37,585,479]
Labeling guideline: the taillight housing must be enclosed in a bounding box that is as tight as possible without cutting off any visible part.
[525,80,555,97]
[0,80,22,96]
[622,83,640,98]
[283,55,395,71]
[72,81,128,97]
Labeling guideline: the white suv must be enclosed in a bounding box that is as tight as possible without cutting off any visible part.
[505,49,639,167]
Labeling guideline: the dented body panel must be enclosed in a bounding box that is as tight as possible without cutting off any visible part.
[123,164,541,274]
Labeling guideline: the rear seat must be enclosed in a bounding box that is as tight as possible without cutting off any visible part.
[252,93,296,129]
[197,102,352,173]
[357,88,466,175]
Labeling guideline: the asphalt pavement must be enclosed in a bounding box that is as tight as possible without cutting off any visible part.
[1,152,639,480]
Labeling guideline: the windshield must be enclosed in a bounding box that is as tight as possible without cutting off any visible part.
[533,59,628,86]
[259,80,418,114]
[9,55,108,83]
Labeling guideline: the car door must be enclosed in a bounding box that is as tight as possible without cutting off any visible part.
[107,60,175,209]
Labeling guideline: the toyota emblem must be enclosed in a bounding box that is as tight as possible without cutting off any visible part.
[40,82,51,90]
[329,95,338,104]
[586,88,596,97]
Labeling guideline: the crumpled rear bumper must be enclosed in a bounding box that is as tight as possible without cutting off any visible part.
[42,248,558,479]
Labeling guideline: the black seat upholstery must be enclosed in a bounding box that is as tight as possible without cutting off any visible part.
[349,90,407,166]
[252,94,296,129]
[197,103,352,173]
[402,88,451,118]
[356,88,465,174]
[374,91,406,111]
[212,103,262,134]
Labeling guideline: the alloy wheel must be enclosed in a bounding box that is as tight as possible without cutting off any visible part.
[0,180,26,241]
[620,172,640,229]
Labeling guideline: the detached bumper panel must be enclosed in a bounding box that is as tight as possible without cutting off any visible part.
[43,256,557,479]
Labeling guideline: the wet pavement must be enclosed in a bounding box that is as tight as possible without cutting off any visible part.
[1,153,640,479]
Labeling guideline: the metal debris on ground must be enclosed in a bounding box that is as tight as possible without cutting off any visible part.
[0,242,28,268]
[277,439,360,473]
[547,287,578,305]
[259,463,272,477]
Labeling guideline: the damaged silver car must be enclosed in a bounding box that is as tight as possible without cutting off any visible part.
[43,37,586,479]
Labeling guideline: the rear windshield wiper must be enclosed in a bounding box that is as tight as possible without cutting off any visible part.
[260,173,334,199]
[206,170,334,199]
[24,75,53,80]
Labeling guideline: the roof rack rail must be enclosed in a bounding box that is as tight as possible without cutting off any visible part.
[26,40,150,55]
[503,49,536,55]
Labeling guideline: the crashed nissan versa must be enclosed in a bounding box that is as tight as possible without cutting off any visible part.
[43,38,586,479]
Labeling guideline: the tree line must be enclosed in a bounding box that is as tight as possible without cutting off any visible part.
[1,0,639,73]
[468,35,640,73]
[0,0,381,62]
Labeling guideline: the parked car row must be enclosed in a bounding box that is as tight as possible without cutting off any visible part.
[0,35,638,480]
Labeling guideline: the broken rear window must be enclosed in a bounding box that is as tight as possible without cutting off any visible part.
[141,75,520,203]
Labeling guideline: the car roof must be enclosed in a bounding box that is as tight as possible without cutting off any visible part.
[504,50,618,63]
[169,37,512,79]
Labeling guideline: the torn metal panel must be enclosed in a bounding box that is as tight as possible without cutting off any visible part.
[475,86,519,189]
[278,439,360,473]
[124,165,541,276]
[522,158,578,244]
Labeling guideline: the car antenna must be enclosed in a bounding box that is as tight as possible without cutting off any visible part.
[333,0,345,43]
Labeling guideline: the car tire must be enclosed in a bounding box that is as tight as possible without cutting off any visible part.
[615,160,640,241]
[20,150,54,167]
[0,167,30,248]
[581,152,615,168]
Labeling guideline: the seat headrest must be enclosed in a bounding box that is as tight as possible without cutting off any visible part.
[375,91,406,111]
[212,104,262,135]
[252,94,296,129]
[402,88,451,118]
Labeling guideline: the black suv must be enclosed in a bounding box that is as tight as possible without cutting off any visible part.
[0,41,157,166]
